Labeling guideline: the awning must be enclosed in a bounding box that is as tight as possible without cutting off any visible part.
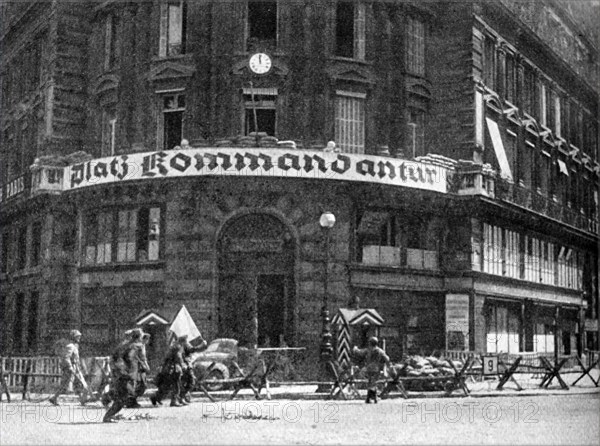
[486,118,513,181]
[557,159,569,176]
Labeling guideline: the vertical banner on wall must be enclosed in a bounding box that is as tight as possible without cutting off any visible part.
[445,294,470,351]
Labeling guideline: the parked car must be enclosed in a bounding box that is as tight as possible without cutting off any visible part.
[190,338,239,391]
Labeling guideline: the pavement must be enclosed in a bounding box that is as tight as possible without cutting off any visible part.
[4,370,598,405]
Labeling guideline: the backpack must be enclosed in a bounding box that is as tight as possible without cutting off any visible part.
[53,338,71,358]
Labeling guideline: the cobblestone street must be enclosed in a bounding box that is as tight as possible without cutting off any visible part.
[1,393,598,445]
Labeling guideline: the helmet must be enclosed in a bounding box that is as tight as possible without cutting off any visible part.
[368,336,379,347]
[142,332,151,340]
[130,328,143,340]
[69,330,82,340]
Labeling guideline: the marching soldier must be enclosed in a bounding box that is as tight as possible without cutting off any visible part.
[179,334,207,403]
[150,336,187,407]
[352,336,391,404]
[49,330,89,406]
[103,329,149,422]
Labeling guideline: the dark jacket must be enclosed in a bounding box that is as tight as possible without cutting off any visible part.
[352,345,390,374]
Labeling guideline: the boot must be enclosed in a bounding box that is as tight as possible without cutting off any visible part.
[372,390,378,404]
[103,403,121,423]
[365,390,372,404]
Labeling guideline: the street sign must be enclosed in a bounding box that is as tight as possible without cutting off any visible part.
[482,355,498,375]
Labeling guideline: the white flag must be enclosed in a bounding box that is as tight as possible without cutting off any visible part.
[169,305,202,341]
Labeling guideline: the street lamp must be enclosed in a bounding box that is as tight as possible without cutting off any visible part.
[319,211,336,362]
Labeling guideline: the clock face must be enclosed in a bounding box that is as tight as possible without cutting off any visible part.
[249,53,272,74]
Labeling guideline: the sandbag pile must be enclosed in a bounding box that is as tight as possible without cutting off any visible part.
[389,355,464,391]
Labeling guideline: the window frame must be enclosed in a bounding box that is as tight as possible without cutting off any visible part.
[82,205,163,266]
[159,1,188,58]
[335,90,366,154]
[158,91,185,150]
[406,15,425,76]
[242,87,278,137]
[246,0,278,51]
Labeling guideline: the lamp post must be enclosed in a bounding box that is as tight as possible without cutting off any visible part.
[319,211,336,362]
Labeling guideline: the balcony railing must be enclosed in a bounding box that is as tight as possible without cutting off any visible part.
[495,178,597,235]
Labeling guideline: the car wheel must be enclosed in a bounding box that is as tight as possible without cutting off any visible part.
[205,368,226,391]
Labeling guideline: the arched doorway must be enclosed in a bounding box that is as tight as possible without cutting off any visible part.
[218,213,296,348]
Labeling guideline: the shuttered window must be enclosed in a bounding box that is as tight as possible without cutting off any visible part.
[335,91,365,154]
[406,17,425,76]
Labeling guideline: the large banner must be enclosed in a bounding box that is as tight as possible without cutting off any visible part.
[65,148,450,193]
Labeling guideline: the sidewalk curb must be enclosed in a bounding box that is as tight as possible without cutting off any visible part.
[6,386,598,404]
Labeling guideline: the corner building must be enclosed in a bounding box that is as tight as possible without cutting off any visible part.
[1,1,598,372]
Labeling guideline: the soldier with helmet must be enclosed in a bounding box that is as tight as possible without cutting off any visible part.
[178,334,207,403]
[49,329,86,406]
[150,335,187,407]
[352,336,391,404]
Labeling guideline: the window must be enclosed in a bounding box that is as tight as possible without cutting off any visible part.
[335,1,365,60]
[357,210,398,265]
[522,66,536,117]
[247,1,277,49]
[27,291,39,351]
[406,16,425,76]
[1,231,9,273]
[83,207,161,265]
[13,292,25,352]
[16,226,27,270]
[546,88,556,131]
[103,14,117,70]
[101,110,117,157]
[407,108,425,158]
[555,94,562,138]
[84,211,112,265]
[161,93,185,150]
[159,1,187,57]
[482,36,495,89]
[31,221,42,267]
[243,87,277,137]
[505,53,516,103]
[335,91,365,154]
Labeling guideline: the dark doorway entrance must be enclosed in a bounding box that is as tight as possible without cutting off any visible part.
[257,274,285,347]
[218,213,295,348]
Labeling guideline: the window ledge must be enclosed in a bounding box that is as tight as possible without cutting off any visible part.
[328,56,373,66]
[349,262,443,276]
[78,261,165,272]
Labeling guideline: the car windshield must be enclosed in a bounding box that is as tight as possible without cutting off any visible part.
[205,339,237,353]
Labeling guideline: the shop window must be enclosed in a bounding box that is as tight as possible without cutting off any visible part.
[27,291,38,351]
[159,1,187,57]
[161,93,185,150]
[243,87,277,137]
[405,217,438,270]
[406,16,425,76]
[103,14,118,71]
[101,110,117,157]
[486,304,520,354]
[30,221,42,267]
[247,1,277,49]
[534,323,554,353]
[335,91,365,154]
[16,226,27,270]
[357,210,398,265]
[335,1,365,60]
[407,108,425,158]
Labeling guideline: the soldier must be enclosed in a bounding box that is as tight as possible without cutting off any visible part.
[179,334,207,403]
[150,336,187,407]
[103,329,149,422]
[49,330,88,406]
[352,336,391,404]
[134,332,151,400]
[101,329,134,407]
